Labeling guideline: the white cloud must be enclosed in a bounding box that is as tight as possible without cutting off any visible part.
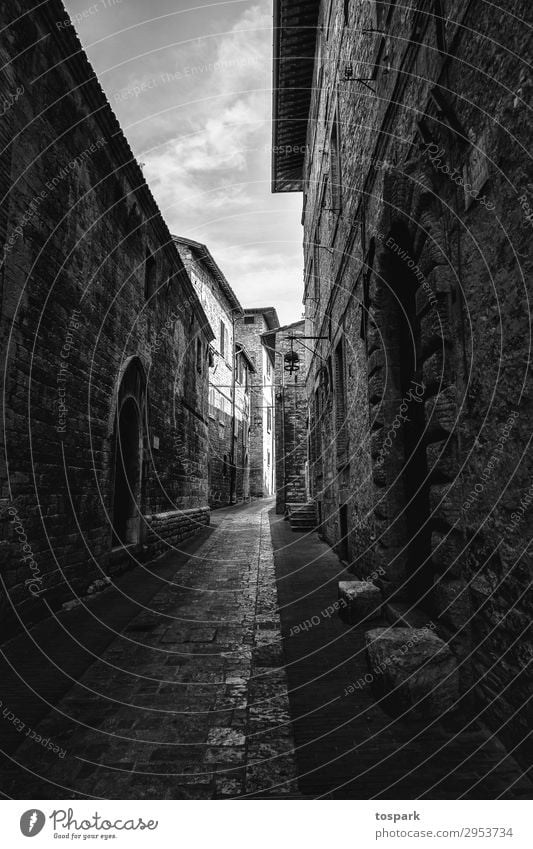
[69,0,305,324]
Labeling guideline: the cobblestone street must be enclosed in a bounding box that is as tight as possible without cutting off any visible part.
[1,499,531,801]
[1,500,298,799]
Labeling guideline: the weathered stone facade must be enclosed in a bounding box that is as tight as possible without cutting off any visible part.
[273,0,532,769]
[174,237,253,509]
[235,309,278,497]
[273,321,308,513]
[0,0,214,638]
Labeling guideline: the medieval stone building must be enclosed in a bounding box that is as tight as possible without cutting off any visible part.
[273,0,532,769]
[0,0,214,638]
[174,236,253,508]
[235,308,278,497]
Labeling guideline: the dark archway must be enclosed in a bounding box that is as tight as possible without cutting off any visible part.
[367,156,453,604]
[387,227,431,600]
[111,358,146,546]
[112,398,141,544]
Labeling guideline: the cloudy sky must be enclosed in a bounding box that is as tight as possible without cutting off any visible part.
[64,0,304,325]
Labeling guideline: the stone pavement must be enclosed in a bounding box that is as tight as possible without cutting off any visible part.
[0,499,299,799]
[270,511,532,799]
[2,499,531,801]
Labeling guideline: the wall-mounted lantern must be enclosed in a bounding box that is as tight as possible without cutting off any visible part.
[284,349,300,374]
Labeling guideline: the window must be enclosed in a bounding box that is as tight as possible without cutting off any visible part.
[144,250,156,301]
[220,320,226,358]
[196,338,202,374]
[237,354,246,385]
[244,316,255,324]
[343,0,350,27]
[267,407,272,433]
[266,357,272,378]
[267,450,271,467]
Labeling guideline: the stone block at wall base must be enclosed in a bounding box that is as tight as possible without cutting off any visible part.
[365,626,459,719]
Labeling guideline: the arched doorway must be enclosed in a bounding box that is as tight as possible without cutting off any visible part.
[111,358,146,546]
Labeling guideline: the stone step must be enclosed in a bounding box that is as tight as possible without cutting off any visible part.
[338,580,382,623]
[289,501,317,532]
[365,626,459,719]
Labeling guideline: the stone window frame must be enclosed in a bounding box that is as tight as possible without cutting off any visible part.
[219,318,227,359]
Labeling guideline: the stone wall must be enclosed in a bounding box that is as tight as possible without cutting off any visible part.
[303,0,532,767]
[144,507,210,559]
[0,0,213,638]
[175,239,239,509]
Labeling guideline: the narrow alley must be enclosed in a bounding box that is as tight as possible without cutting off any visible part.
[1,500,530,800]
[1,0,531,818]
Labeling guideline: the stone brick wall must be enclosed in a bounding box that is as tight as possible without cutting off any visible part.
[302,0,532,766]
[274,322,308,513]
[174,239,241,509]
[144,507,210,559]
[0,0,213,638]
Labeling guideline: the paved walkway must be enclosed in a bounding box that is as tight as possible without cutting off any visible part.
[2,500,531,800]
[270,510,532,799]
[1,500,298,799]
